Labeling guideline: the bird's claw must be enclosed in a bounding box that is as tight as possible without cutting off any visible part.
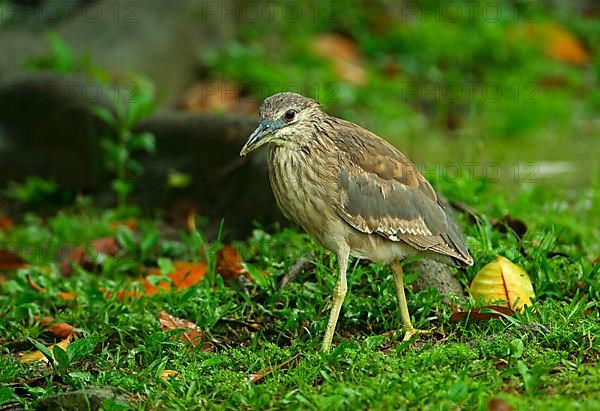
[402,327,430,342]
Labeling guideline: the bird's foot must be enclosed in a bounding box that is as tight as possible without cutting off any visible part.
[402,327,430,342]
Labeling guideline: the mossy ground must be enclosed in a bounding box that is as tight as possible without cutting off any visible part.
[1,175,599,410]
[2,1,599,409]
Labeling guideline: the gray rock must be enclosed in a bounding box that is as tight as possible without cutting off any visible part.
[35,387,128,411]
[405,258,465,298]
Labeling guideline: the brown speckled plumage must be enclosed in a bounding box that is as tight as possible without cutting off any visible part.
[241,92,473,350]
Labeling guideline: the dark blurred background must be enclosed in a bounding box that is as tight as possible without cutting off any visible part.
[0,0,598,237]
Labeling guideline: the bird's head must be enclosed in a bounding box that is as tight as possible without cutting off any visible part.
[240,92,320,156]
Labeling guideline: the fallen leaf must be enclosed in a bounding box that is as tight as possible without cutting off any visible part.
[143,262,207,295]
[160,370,179,381]
[470,256,535,311]
[61,237,121,276]
[452,203,527,239]
[449,305,515,323]
[35,316,54,325]
[247,353,301,384]
[492,215,527,239]
[186,208,197,232]
[488,397,514,411]
[19,333,72,363]
[0,215,15,232]
[492,358,509,367]
[507,23,589,65]
[27,276,77,300]
[45,322,75,339]
[542,23,590,65]
[313,33,366,85]
[34,316,75,339]
[179,80,239,113]
[178,81,258,114]
[101,261,206,300]
[158,311,212,350]
[216,246,248,281]
[166,200,198,231]
[0,249,28,271]
[57,291,77,301]
[109,218,138,230]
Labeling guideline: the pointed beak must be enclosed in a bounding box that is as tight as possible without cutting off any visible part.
[240,120,274,156]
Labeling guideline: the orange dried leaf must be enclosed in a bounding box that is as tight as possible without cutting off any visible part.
[470,256,535,311]
[508,23,590,66]
[0,215,15,232]
[61,237,121,276]
[488,397,515,411]
[109,218,138,230]
[179,81,256,114]
[543,23,590,65]
[19,333,72,363]
[57,291,77,301]
[0,249,28,271]
[449,305,515,323]
[45,322,74,339]
[159,311,208,349]
[36,316,55,326]
[160,369,179,381]
[143,262,207,295]
[313,33,361,62]
[169,262,207,290]
[313,33,366,85]
[216,246,248,281]
[33,316,74,340]
[102,261,206,300]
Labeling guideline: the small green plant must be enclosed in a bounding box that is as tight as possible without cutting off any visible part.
[26,31,77,73]
[91,75,156,210]
[25,31,107,78]
[3,176,75,210]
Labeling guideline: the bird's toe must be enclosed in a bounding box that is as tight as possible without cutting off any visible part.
[402,327,431,342]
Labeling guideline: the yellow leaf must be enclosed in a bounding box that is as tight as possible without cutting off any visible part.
[19,334,72,363]
[160,370,179,381]
[470,256,535,311]
[542,23,590,65]
[506,23,590,66]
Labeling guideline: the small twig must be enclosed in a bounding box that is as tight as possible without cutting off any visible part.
[280,252,314,289]
[217,318,262,331]
[217,156,248,177]
[26,274,48,294]
[247,353,302,384]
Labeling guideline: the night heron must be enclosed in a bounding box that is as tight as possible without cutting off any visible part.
[240,92,473,351]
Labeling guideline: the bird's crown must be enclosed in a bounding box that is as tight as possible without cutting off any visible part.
[259,92,319,119]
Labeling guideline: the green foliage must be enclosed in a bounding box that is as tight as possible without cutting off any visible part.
[26,31,78,73]
[202,0,596,142]
[22,31,157,210]
[3,177,74,211]
[92,75,157,210]
[1,2,598,409]
[1,173,598,408]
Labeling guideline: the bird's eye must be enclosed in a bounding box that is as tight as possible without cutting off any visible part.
[283,110,296,122]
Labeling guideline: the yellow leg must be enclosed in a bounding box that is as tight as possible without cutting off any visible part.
[321,250,349,352]
[391,261,430,341]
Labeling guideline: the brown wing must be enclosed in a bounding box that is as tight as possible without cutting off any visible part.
[330,118,473,266]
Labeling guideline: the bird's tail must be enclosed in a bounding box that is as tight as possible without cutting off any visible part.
[439,198,474,267]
